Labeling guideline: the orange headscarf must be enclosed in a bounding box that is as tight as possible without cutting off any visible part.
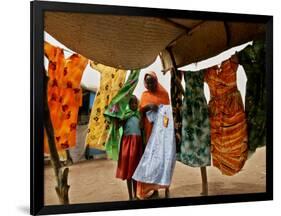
[140,71,170,143]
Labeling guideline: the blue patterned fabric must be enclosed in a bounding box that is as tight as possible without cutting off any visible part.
[132,105,176,186]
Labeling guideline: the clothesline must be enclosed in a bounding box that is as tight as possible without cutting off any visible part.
[48,42,240,75]
[163,51,240,74]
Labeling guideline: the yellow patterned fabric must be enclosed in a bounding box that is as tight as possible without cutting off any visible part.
[85,61,127,150]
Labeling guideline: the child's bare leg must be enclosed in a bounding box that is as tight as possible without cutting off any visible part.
[165,188,170,198]
[132,180,137,199]
[126,179,133,200]
[200,167,208,195]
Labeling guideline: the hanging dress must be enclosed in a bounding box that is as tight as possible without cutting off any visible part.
[103,69,141,160]
[238,40,266,153]
[85,62,127,151]
[204,56,248,176]
[170,68,184,155]
[180,70,211,167]
[132,105,176,196]
[44,42,88,153]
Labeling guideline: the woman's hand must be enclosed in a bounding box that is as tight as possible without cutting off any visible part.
[149,104,158,112]
[142,104,158,113]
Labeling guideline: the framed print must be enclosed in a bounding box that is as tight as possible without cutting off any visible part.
[30,0,273,215]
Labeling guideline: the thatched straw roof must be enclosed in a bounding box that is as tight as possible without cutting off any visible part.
[160,19,265,71]
[44,11,266,70]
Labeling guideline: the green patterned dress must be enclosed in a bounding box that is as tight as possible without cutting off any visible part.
[180,70,211,167]
[238,40,266,153]
[170,68,184,155]
[103,69,140,160]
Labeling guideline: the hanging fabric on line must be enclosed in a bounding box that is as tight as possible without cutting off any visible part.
[180,70,211,167]
[85,61,127,151]
[204,55,248,176]
[44,41,88,153]
[170,68,184,156]
[103,69,141,160]
[238,40,266,154]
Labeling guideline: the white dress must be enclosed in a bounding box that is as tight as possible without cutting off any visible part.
[132,105,176,186]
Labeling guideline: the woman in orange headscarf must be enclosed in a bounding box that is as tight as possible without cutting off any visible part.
[136,71,170,199]
[140,71,170,143]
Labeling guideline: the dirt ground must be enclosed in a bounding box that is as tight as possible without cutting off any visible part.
[44,147,266,205]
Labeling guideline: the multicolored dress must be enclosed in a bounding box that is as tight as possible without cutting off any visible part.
[204,57,248,176]
[103,70,141,160]
[238,40,266,153]
[180,70,211,167]
[85,62,127,151]
[44,42,88,153]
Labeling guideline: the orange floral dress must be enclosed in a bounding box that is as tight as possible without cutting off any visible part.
[204,57,248,176]
[44,42,88,153]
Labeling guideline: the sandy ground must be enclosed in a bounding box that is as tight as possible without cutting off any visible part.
[44,147,266,205]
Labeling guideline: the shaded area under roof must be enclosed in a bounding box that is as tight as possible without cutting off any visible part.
[44,11,266,70]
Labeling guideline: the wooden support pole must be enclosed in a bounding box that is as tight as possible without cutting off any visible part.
[166,47,179,74]
[200,167,208,196]
[43,74,70,205]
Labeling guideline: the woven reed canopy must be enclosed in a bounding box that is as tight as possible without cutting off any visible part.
[160,19,266,70]
[44,11,266,70]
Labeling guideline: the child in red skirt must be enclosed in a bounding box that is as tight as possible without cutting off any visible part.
[116,95,143,200]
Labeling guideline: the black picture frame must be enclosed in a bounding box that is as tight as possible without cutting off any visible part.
[30,1,273,215]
